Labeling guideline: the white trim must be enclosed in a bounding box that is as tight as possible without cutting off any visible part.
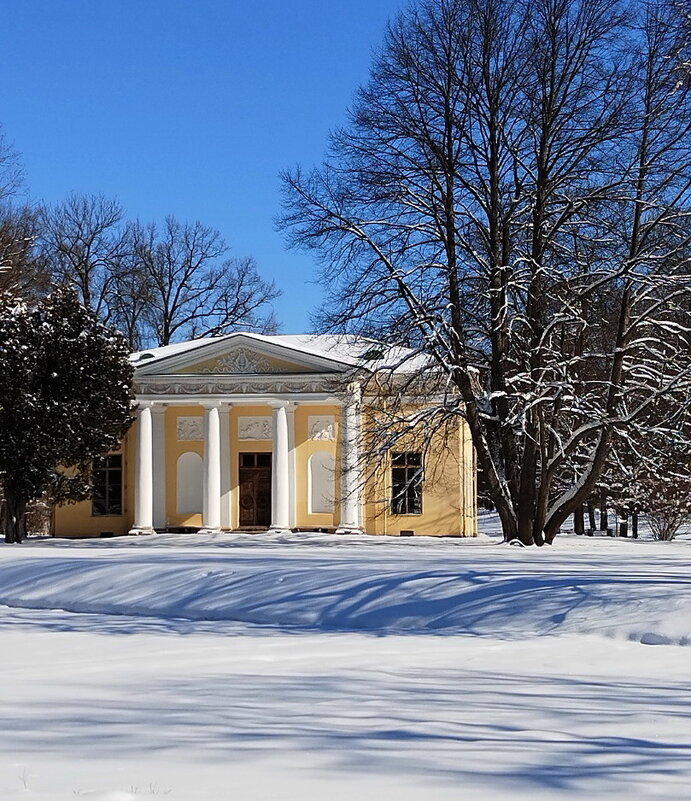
[135,394,341,405]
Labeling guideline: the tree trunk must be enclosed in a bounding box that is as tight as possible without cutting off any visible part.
[2,488,27,544]
[599,490,608,532]
[618,511,628,538]
[632,510,639,539]
[587,501,597,531]
[574,505,585,535]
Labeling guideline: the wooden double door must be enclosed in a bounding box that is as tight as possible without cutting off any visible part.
[238,452,272,527]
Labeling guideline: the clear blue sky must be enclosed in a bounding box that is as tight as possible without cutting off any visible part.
[0,0,404,332]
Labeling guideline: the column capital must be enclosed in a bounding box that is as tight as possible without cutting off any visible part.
[201,400,223,410]
[268,399,290,409]
[150,403,167,414]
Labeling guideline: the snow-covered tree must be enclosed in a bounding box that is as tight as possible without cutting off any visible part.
[605,404,691,540]
[281,0,691,545]
[0,289,133,543]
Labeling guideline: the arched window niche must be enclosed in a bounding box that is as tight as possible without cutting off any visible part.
[308,451,335,515]
[176,452,203,515]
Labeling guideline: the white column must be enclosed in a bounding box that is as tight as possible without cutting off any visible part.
[219,404,231,530]
[152,405,167,530]
[286,402,297,528]
[201,403,222,532]
[269,401,291,532]
[336,385,364,534]
[130,404,155,535]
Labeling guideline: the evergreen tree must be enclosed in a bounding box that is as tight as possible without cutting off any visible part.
[0,288,133,543]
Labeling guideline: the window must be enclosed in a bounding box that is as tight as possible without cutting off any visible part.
[240,453,272,468]
[92,454,123,516]
[391,452,423,515]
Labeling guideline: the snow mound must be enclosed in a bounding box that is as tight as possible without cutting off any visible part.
[1,533,690,644]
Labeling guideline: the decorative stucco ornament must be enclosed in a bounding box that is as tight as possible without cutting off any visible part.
[238,416,273,440]
[308,415,336,441]
[202,348,279,375]
[177,416,203,441]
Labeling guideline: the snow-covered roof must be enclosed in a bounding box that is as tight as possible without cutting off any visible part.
[130,332,429,374]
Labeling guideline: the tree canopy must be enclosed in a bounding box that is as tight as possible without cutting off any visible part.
[0,289,133,542]
[281,0,691,544]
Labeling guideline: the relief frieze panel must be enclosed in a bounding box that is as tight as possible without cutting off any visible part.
[308,415,336,441]
[177,416,203,441]
[238,416,273,440]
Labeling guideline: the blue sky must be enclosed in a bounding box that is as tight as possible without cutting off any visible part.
[0,0,404,332]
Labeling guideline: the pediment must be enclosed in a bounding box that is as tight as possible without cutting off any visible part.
[177,347,320,375]
[133,334,351,377]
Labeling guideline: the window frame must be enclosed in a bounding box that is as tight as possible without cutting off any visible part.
[390,451,423,516]
[92,454,123,517]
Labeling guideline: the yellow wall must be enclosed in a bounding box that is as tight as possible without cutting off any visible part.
[53,399,476,538]
[53,433,136,537]
[361,414,474,537]
[294,404,341,529]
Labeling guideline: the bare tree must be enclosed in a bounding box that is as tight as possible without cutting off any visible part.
[105,221,154,350]
[39,193,129,319]
[0,206,50,298]
[281,0,691,545]
[133,216,279,347]
[36,197,280,348]
[0,124,23,205]
[0,127,50,298]
[671,0,691,80]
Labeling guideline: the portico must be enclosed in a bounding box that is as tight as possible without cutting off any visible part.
[123,333,365,534]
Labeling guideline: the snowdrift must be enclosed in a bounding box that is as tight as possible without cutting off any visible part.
[1,531,690,645]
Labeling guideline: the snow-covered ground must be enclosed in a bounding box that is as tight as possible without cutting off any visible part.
[2,518,691,800]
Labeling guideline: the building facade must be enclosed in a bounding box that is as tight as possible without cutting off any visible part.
[53,333,477,538]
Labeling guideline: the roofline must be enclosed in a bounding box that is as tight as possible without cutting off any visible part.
[132,332,365,376]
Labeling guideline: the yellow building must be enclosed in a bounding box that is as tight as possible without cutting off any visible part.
[53,333,477,538]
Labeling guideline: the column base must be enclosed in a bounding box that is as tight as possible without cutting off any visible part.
[198,527,222,535]
[268,526,292,535]
[128,527,155,536]
[335,525,365,535]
